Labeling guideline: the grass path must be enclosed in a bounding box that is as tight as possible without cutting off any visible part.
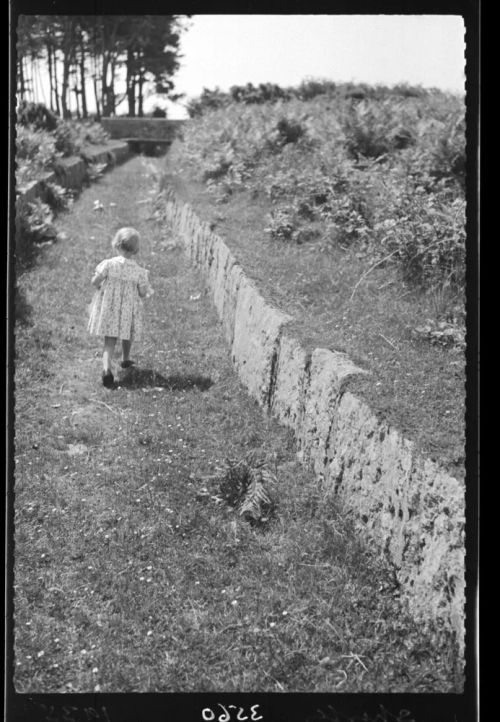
[14,156,461,693]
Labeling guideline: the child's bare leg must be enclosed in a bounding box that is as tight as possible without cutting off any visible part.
[103,336,117,374]
[121,339,132,364]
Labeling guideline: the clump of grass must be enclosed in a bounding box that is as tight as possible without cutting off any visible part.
[217,451,277,526]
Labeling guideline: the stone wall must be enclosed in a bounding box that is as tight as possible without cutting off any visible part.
[161,186,466,653]
[16,141,130,211]
[101,117,185,142]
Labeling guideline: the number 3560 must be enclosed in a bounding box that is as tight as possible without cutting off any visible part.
[202,704,263,721]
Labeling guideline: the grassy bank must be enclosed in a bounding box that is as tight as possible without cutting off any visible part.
[163,85,466,479]
[14,155,462,692]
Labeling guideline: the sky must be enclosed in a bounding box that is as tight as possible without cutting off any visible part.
[162,14,465,117]
[24,14,466,118]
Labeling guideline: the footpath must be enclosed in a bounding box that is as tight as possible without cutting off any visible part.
[13,155,460,694]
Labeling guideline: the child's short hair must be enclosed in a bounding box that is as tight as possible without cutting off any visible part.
[112,227,140,254]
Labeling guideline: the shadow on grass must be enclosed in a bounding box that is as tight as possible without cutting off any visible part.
[116,367,213,392]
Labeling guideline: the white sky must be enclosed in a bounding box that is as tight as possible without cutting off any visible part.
[165,14,465,117]
[26,14,466,118]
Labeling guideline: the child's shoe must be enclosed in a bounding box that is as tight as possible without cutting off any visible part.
[102,370,114,387]
[120,360,135,369]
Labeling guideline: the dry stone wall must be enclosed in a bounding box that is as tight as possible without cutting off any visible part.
[16,141,130,211]
[161,185,466,652]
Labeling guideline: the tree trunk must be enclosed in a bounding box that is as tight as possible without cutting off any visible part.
[53,49,61,116]
[126,49,135,116]
[102,52,111,116]
[73,71,81,119]
[93,77,101,119]
[61,18,75,118]
[109,58,117,115]
[80,40,88,118]
[61,50,71,117]
[47,43,54,111]
[30,57,36,102]
[90,28,101,119]
[91,51,101,119]
[138,68,145,117]
[18,56,25,98]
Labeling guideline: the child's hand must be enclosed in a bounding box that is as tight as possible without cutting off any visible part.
[91,272,105,289]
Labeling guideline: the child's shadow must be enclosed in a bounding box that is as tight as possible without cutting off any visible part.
[117,367,213,392]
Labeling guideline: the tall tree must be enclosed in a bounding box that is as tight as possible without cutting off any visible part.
[119,16,184,117]
[16,15,45,100]
[16,14,187,118]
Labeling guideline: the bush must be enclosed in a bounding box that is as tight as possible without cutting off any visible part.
[44,182,69,212]
[429,117,465,189]
[16,125,61,168]
[53,121,81,156]
[342,100,416,159]
[16,100,58,132]
[187,87,231,117]
[372,185,465,287]
[275,117,305,145]
[71,120,110,146]
[175,85,465,290]
[297,79,336,101]
[15,199,57,272]
[16,126,63,185]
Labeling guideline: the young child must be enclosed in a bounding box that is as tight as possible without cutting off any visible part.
[88,227,153,387]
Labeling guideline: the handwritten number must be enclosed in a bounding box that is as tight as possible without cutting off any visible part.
[217,704,231,722]
[42,705,59,722]
[202,704,263,722]
[62,707,78,722]
[100,707,112,722]
[397,712,415,722]
[84,709,100,720]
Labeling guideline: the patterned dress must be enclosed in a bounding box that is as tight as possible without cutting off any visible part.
[88,256,153,341]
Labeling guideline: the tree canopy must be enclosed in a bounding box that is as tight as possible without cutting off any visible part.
[16,15,188,118]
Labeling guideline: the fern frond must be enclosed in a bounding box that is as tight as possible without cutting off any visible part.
[218,453,278,524]
[238,468,276,524]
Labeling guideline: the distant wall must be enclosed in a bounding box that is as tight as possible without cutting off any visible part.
[101,117,185,142]
[160,184,466,655]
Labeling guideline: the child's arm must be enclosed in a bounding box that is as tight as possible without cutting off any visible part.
[91,271,106,290]
[138,270,154,298]
[91,260,108,289]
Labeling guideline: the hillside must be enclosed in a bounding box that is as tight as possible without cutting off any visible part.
[163,83,466,477]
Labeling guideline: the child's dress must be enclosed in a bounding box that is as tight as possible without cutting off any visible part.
[88,256,153,341]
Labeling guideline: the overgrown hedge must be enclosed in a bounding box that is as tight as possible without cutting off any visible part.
[186,81,433,117]
[16,101,110,185]
[178,82,465,290]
